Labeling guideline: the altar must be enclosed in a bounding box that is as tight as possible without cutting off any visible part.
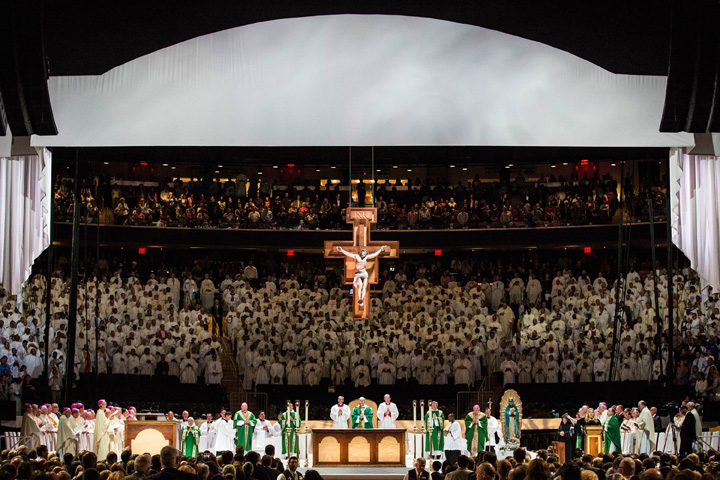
[312,429,406,466]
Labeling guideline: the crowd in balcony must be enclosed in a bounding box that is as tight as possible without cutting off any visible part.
[52,170,667,230]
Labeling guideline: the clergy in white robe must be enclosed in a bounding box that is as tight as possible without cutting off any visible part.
[253,411,272,450]
[215,414,237,453]
[635,401,656,454]
[377,395,399,428]
[20,405,40,449]
[199,414,216,452]
[57,408,79,456]
[453,354,472,387]
[485,408,504,450]
[330,397,351,429]
[204,353,223,385]
[95,401,111,460]
[377,358,396,385]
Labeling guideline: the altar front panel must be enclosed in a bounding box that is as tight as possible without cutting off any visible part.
[312,429,405,466]
[125,421,176,455]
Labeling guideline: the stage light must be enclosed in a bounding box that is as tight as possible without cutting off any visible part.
[273,165,279,169]
[562,162,568,166]
[257,170,263,175]
[449,164,456,168]
[215,170,219,174]
[330,165,336,169]
[171,163,177,170]
[393,164,398,169]
[218,164,223,168]
[316,168,321,172]
[462,165,468,171]
[611,163,617,166]
[508,163,514,167]
[407,168,412,172]
[505,165,510,169]
[376,168,381,172]
[103,161,109,165]
[162,163,168,167]
[551,164,556,168]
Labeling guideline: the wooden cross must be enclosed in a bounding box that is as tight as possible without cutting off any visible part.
[324,208,399,319]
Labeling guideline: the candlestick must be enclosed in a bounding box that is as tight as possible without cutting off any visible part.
[304,400,309,467]
[413,400,417,431]
[420,400,425,432]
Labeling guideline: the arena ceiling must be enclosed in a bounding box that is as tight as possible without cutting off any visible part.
[44,0,672,77]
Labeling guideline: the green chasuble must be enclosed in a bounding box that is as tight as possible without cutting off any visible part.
[424,409,445,453]
[280,410,300,455]
[233,410,256,450]
[351,406,374,429]
[464,413,488,454]
[604,415,621,454]
[181,425,199,457]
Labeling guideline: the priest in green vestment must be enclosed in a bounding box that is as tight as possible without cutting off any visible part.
[280,403,300,456]
[181,417,200,457]
[425,401,445,458]
[465,405,488,455]
[233,402,256,450]
[604,406,621,454]
[351,397,374,429]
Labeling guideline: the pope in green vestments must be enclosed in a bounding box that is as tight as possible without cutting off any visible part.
[425,401,445,455]
[351,398,374,429]
[465,406,489,454]
[233,403,256,450]
[604,411,621,454]
[280,405,300,456]
[181,419,199,457]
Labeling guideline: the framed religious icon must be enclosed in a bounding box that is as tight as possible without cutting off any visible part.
[499,389,522,448]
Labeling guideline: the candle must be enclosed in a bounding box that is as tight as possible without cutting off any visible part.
[420,400,424,428]
[305,400,309,427]
[413,400,417,429]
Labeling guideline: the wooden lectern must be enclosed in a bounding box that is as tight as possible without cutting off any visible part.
[552,441,565,461]
[584,425,604,456]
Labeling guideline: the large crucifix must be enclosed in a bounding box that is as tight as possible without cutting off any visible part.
[324,208,399,319]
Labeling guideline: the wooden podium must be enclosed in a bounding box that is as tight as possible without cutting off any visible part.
[584,426,604,456]
[312,429,405,466]
[552,441,565,461]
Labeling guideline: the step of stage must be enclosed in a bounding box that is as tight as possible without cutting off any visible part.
[298,467,408,480]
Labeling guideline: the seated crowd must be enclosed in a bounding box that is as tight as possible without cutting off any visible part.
[52,170,666,230]
[1,251,718,408]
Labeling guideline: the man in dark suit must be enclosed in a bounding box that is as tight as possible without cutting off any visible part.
[679,406,696,455]
[126,454,151,480]
[148,446,198,480]
[245,451,272,480]
[651,407,663,433]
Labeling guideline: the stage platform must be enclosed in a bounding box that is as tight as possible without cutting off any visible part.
[298,466,408,480]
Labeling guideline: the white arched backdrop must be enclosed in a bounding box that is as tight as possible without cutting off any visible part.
[33,14,691,148]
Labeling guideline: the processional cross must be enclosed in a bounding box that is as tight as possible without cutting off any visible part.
[324,208,399,319]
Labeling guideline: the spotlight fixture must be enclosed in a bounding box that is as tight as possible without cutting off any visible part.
[407,168,412,172]
[462,165,468,171]
[315,168,321,172]
[272,165,279,169]
[103,161,109,165]
[611,163,617,166]
[449,164,456,168]
[562,162,568,166]
[217,164,223,168]
[171,163,177,170]
[505,165,510,169]
[162,163,168,167]
[215,170,220,174]
[257,170,263,175]
[376,168,381,172]
[392,164,398,169]
[551,164,556,168]
[330,165,336,169]
[508,163,514,167]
